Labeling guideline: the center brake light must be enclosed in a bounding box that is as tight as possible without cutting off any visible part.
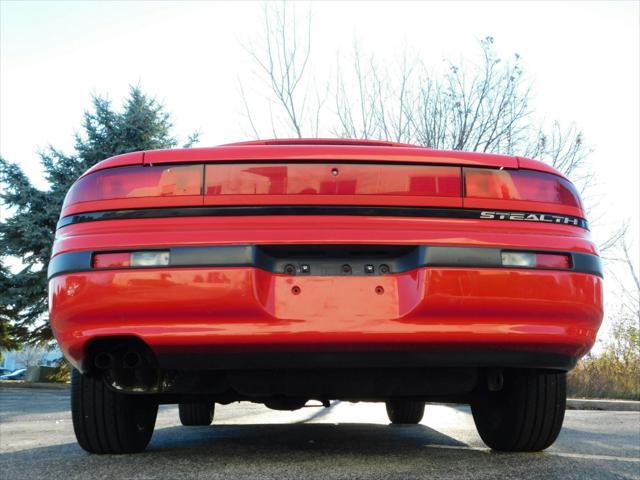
[204,164,461,197]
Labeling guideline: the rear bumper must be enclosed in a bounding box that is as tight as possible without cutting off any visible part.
[50,215,603,373]
[49,264,603,372]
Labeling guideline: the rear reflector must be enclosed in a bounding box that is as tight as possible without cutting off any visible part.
[464,168,582,208]
[92,252,131,268]
[501,251,571,270]
[92,251,170,269]
[535,253,571,269]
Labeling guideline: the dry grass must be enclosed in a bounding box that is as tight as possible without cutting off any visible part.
[48,358,71,383]
[568,351,640,400]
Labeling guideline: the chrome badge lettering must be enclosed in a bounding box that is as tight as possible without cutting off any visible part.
[480,211,583,228]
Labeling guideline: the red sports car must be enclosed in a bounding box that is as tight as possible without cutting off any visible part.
[49,139,603,454]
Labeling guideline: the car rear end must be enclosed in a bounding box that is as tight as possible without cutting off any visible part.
[49,139,603,453]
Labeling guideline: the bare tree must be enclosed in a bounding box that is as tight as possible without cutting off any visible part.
[332,38,593,190]
[242,2,313,138]
[243,5,591,186]
[335,38,530,151]
[604,224,640,327]
[15,345,46,368]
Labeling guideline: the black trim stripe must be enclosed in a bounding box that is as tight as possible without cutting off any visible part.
[47,244,603,280]
[56,205,589,230]
[155,350,577,372]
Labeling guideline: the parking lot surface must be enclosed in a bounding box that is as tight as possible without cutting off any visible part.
[1,386,638,479]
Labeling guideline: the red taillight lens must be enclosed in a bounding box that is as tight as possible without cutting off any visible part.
[92,252,131,268]
[464,168,581,208]
[501,251,571,270]
[535,253,571,269]
[64,165,203,207]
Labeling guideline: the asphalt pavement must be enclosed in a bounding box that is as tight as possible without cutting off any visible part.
[1,386,638,480]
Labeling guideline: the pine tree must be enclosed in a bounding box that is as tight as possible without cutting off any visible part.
[0,86,198,346]
[0,262,20,359]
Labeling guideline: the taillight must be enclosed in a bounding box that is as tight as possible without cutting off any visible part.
[534,253,571,269]
[92,252,131,268]
[61,160,585,220]
[64,165,203,207]
[92,251,170,269]
[464,168,582,208]
[501,251,571,270]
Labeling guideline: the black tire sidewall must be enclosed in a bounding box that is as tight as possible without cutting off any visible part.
[71,369,158,454]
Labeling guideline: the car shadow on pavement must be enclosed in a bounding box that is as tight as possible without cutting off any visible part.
[1,423,467,466]
[148,422,468,454]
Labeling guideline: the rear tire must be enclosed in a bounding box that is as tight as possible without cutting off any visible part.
[179,402,215,426]
[471,369,566,452]
[386,399,425,424]
[71,369,158,454]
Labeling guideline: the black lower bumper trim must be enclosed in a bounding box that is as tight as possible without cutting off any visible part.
[156,351,577,372]
[47,244,603,279]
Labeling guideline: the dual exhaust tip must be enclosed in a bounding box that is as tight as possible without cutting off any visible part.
[94,350,145,370]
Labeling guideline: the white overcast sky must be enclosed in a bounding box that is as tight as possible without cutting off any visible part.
[1,0,639,305]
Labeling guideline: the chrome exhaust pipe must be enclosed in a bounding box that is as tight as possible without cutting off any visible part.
[94,352,114,369]
[122,350,143,369]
